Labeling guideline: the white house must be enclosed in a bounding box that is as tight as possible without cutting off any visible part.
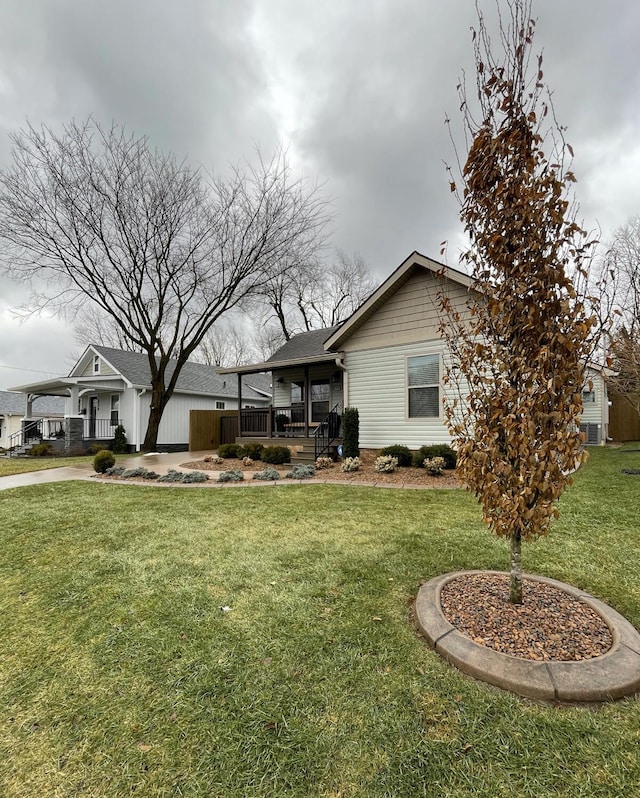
[219,251,610,456]
[0,391,65,451]
[9,345,271,452]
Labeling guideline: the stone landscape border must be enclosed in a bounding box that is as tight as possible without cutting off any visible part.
[415,571,640,703]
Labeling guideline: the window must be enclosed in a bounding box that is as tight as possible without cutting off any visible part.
[93,355,100,374]
[110,395,120,425]
[407,354,440,418]
[291,381,304,404]
[311,381,330,422]
[582,389,596,404]
[216,401,225,410]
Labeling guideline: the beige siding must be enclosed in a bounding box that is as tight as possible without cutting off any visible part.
[345,340,454,449]
[580,368,609,439]
[79,356,117,377]
[341,271,471,353]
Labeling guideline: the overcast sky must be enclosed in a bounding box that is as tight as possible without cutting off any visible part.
[1,0,639,391]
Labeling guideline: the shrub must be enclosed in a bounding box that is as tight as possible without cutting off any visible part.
[93,449,116,473]
[261,445,291,465]
[217,469,245,483]
[286,464,316,479]
[112,424,128,454]
[379,444,412,467]
[315,456,334,470]
[252,467,281,481]
[157,469,185,483]
[239,442,264,460]
[242,457,254,467]
[181,470,209,483]
[374,455,398,473]
[122,466,150,478]
[105,466,125,476]
[88,442,108,455]
[218,443,242,459]
[424,456,446,476]
[412,444,457,469]
[341,456,361,472]
[29,443,54,457]
[342,407,360,458]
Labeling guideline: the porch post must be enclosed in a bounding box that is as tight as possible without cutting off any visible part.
[237,372,242,440]
[304,365,310,437]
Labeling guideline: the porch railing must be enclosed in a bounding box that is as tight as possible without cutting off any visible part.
[239,405,313,438]
[6,417,121,455]
[84,418,121,440]
[314,404,342,459]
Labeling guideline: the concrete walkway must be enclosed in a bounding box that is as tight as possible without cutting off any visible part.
[0,451,207,491]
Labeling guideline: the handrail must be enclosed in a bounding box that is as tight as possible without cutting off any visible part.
[314,404,341,460]
[7,419,43,456]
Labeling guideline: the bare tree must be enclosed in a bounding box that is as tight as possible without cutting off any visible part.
[72,306,144,353]
[440,0,600,603]
[0,119,330,449]
[253,248,377,342]
[194,317,257,368]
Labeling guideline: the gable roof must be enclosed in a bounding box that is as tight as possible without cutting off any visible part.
[267,326,341,362]
[324,251,473,350]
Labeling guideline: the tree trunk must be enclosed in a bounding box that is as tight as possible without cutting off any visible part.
[142,385,167,451]
[510,530,523,604]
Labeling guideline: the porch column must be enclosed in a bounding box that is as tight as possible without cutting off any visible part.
[304,365,310,436]
[64,385,84,452]
[237,372,242,439]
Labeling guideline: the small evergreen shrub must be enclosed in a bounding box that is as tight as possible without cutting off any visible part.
[374,455,398,473]
[217,469,245,483]
[342,407,360,458]
[29,443,54,457]
[239,442,264,460]
[341,456,361,472]
[112,424,128,454]
[88,442,108,455]
[93,449,116,473]
[252,467,281,481]
[122,466,150,478]
[218,443,242,459]
[315,456,334,470]
[424,456,446,476]
[181,470,209,483]
[157,469,185,483]
[379,445,412,467]
[105,465,125,476]
[412,444,457,469]
[286,464,316,479]
[261,445,291,465]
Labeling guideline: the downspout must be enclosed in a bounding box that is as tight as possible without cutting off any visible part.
[136,389,146,452]
[334,356,348,408]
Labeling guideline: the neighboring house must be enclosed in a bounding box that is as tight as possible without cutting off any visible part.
[0,391,65,451]
[9,345,271,452]
[219,251,611,454]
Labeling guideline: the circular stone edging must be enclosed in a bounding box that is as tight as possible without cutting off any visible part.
[415,571,640,703]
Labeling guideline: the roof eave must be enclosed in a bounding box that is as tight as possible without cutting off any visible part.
[217,353,339,375]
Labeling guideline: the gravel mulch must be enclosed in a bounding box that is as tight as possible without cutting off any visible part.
[439,572,613,662]
[181,448,461,488]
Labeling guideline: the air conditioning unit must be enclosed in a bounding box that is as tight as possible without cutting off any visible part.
[579,423,600,445]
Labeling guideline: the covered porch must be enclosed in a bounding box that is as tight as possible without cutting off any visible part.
[218,349,346,459]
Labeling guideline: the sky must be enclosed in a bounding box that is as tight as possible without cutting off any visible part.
[1,0,639,390]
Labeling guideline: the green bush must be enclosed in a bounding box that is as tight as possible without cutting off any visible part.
[29,443,54,457]
[217,469,245,483]
[252,467,281,481]
[93,449,116,473]
[412,444,457,469]
[286,464,316,479]
[342,407,359,458]
[261,445,291,465]
[218,443,242,459]
[88,442,108,455]
[112,424,128,454]
[239,442,264,460]
[380,444,412,467]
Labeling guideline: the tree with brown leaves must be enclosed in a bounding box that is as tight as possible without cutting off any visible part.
[440,0,599,603]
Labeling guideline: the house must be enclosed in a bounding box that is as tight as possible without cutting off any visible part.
[0,391,65,451]
[8,345,271,453]
[218,251,611,456]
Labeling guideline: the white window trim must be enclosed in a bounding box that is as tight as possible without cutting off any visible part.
[93,355,100,374]
[405,352,442,421]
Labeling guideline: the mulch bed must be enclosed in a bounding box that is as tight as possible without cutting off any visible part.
[439,573,613,661]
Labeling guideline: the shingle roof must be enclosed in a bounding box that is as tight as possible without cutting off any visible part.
[91,346,270,401]
[266,326,341,363]
[0,391,65,415]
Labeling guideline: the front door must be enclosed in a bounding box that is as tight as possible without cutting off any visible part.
[89,396,98,437]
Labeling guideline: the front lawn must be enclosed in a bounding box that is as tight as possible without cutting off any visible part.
[1,447,639,797]
[0,454,127,478]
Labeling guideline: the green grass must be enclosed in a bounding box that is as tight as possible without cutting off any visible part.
[1,447,639,797]
[0,454,127,477]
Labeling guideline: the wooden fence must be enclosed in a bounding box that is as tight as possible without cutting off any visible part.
[189,410,238,451]
[608,392,640,442]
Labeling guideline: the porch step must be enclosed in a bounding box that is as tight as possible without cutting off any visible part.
[291,445,316,465]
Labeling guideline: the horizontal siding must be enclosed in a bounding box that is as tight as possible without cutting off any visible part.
[342,271,471,352]
[345,340,454,449]
[580,369,608,429]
